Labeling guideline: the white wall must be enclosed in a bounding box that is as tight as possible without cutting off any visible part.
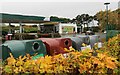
[58,23,77,34]
[88,20,99,27]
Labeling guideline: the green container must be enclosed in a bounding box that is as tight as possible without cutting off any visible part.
[106,30,120,41]
[0,45,11,60]
[32,54,44,60]
[2,40,47,59]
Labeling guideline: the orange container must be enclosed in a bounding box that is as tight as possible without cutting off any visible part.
[39,38,72,55]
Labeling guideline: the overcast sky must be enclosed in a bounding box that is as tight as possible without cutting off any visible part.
[0,0,119,19]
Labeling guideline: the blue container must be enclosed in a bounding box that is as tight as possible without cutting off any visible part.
[89,35,100,48]
[68,37,83,51]
[76,35,90,45]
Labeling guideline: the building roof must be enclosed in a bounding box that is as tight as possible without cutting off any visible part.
[40,22,59,25]
[0,13,47,23]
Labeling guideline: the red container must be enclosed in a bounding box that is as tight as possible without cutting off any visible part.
[39,38,72,56]
[55,38,72,49]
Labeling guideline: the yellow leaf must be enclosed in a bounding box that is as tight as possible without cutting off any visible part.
[85,62,92,68]
[81,48,92,54]
[97,53,105,59]
[59,65,63,71]
[82,43,86,47]
[64,48,70,52]
[79,64,87,73]
[22,56,27,61]
[92,57,101,64]
[69,46,76,51]
[14,67,19,73]
[7,54,16,66]
[105,59,117,69]
[9,53,14,58]
[18,66,24,72]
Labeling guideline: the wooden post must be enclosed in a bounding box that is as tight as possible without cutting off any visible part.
[8,23,11,34]
[19,22,22,40]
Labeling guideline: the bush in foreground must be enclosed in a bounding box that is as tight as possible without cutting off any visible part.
[2,48,120,74]
[99,34,120,61]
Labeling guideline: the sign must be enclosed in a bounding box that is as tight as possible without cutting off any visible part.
[62,26,74,33]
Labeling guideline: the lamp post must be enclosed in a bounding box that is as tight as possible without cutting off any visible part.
[104,2,110,41]
[104,2,110,29]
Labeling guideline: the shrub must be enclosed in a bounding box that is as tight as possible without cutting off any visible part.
[14,33,36,40]
[2,48,120,74]
[100,34,120,61]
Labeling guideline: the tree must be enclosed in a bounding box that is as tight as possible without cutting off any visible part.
[95,9,119,30]
[74,14,94,32]
[50,16,70,23]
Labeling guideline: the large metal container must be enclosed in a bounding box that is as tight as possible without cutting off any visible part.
[65,37,83,51]
[89,35,100,48]
[1,40,47,59]
[39,38,72,55]
[76,35,90,45]
[0,45,11,60]
[55,38,72,49]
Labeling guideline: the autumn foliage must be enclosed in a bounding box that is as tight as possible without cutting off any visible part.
[2,49,119,74]
[100,34,120,61]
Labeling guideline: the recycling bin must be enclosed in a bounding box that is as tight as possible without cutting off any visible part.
[0,45,11,60]
[39,38,59,55]
[55,38,72,49]
[39,38,72,55]
[1,40,47,59]
[89,35,100,48]
[65,37,83,51]
[76,35,90,45]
